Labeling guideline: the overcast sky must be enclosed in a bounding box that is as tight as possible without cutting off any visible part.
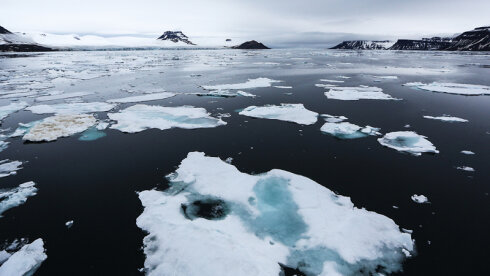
[1,0,489,46]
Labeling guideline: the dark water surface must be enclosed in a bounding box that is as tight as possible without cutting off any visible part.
[0,49,489,275]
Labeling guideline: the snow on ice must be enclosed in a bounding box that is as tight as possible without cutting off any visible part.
[323,86,399,101]
[378,131,439,156]
[404,82,490,96]
[23,114,96,142]
[0,239,47,276]
[239,104,318,125]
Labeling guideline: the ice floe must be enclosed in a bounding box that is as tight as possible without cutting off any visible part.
[321,114,348,123]
[23,114,96,142]
[27,102,116,114]
[0,239,47,276]
[321,121,380,139]
[0,182,37,217]
[411,195,429,204]
[196,90,238,98]
[456,166,475,172]
[378,131,439,156]
[0,102,28,121]
[107,92,175,103]
[273,86,293,89]
[237,91,256,97]
[108,104,226,133]
[403,82,490,96]
[201,77,281,91]
[0,160,23,178]
[239,104,318,125]
[460,150,475,155]
[423,115,468,123]
[320,79,344,83]
[323,86,400,101]
[65,220,74,228]
[136,152,414,276]
[35,92,94,102]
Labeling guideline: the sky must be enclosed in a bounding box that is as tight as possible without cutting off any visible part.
[1,0,489,47]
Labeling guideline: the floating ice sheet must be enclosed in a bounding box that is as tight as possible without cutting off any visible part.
[23,114,96,142]
[107,92,176,103]
[0,239,47,276]
[137,152,414,276]
[378,131,439,156]
[0,182,37,217]
[108,104,226,133]
[0,160,22,178]
[321,121,380,139]
[239,104,318,125]
[201,78,281,91]
[0,102,28,121]
[324,86,399,101]
[27,102,116,114]
[423,115,468,123]
[403,82,490,96]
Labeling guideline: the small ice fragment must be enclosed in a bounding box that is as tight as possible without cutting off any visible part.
[0,239,47,275]
[378,131,439,156]
[273,86,292,89]
[320,79,344,83]
[0,181,37,217]
[324,86,399,101]
[0,102,28,121]
[456,166,475,172]
[65,220,74,228]
[423,115,468,123]
[321,114,348,123]
[403,82,490,96]
[337,76,351,79]
[95,122,109,130]
[411,194,429,204]
[321,122,380,139]
[23,114,96,142]
[225,157,233,164]
[373,76,398,79]
[460,150,475,155]
[404,124,411,128]
[0,160,23,178]
[107,92,175,103]
[237,91,256,97]
[202,78,281,91]
[27,102,116,114]
[239,104,318,125]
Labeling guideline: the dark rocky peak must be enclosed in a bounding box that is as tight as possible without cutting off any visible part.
[446,26,490,51]
[232,40,270,49]
[0,26,12,34]
[157,31,195,45]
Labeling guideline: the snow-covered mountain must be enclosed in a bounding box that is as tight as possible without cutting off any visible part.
[157,31,195,45]
[330,40,394,50]
[445,26,490,51]
[0,25,55,52]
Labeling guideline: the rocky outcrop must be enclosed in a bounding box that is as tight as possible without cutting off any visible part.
[232,40,270,49]
[157,31,195,45]
[0,26,55,52]
[330,40,394,50]
[389,37,452,50]
[445,27,490,51]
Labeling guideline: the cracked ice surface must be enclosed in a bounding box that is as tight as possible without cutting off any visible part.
[0,182,37,217]
[22,114,96,142]
[201,77,281,91]
[403,82,490,96]
[137,152,414,276]
[27,102,116,114]
[108,104,226,133]
[0,239,47,276]
[323,86,399,101]
[378,131,439,156]
[239,104,318,125]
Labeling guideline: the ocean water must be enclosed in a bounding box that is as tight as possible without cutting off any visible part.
[0,49,488,275]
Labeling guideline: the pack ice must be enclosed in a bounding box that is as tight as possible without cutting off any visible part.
[239,104,318,125]
[323,86,399,100]
[22,114,96,142]
[108,104,226,133]
[27,102,116,114]
[378,131,439,156]
[403,82,490,96]
[136,152,414,276]
[0,182,37,217]
[0,239,47,276]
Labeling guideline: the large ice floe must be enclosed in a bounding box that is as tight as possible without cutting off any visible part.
[403,82,490,96]
[22,114,96,142]
[0,239,47,276]
[0,181,37,217]
[323,86,399,101]
[0,102,28,121]
[136,152,414,276]
[378,131,439,156]
[201,77,281,91]
[0,160,23,178]
[239,104,318,125]
[26,102,116,114]
[423,115,468,123]
[320,115,380,139]
[108,104,226,133]
[107,92,176,103]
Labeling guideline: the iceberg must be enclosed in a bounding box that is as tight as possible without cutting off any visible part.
[423,115,468,122]
[136,152,414,276]
[403,82,490,96]
[107,92,176,103]
[0,160,22,178]
[323,86,400,101]
[201,77,281,91]
[35,92,94,102]
[108,104,226,133]
[378,131,439,156]
[411,195,429,204]
[239,104,318,125]
[0,181,37,217]
[26,102,116,114]
[0,102,28,121]
[23,114,96,142]
[0,239,47,276]
[321,122,380,139]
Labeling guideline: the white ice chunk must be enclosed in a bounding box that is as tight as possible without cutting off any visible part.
[0,102,28,121]
[373,76,398,79]
[378,131,439,156]
[321,114,348,123]
[237,91,256,97]
[239,104,318,125]
[23,114,96,142]
[95,121,109,130]
[108,104,226,133]
[107,92,176,103]
[460,150,475,155]
[27,102,116,114]
[273,86,293,89]
[65,220,74,228]
[423,115,468,123]
[202,78,281,91]
[137,152,414,276]
[0,181,37,217]
[456,166,475,172]
[0,239,47,276]
[320,79,344,83]
[0,160,22,178]
[324,86,399,101]
[321,122,380,139]
[403,82,490,96]
[35,92,94,102]
[411,194,429,204]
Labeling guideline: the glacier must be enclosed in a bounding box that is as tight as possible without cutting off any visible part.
[22,114,96,142]
[239,104,318,125]
[136,152,414,276]
[378,131,439,156]
[323,86,400,101]
[0,181,37,217]
[403,82,490,96]
[27,102,116,115]
[0,239,47,276]
[108,104,226,133]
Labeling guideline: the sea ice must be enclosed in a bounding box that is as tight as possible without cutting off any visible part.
[0,182,37,217]
[107,92,176,103]
[26,102,116,114]
[373,76,398,79]
[201,78,281,91]
[65,220,74,228]
[321,122,380,139]
[136,152,414,276]
[78,127,107,141]
[403,82,490,96]
[423,115,468,123]
[237,91,256,97]
[411,195,429,204]
[456,166,475,172]
[323,86,399,101]
[23,114,96,142]
[273,86,293,89]
[0,160,23,178]
[321,114,348,123]
[378,131,439,156]
[196,90,238,98]
[0,239,47,276]
[239,104,318,125]
[108,104,226,133]
[320,79,344,83]
[0,102,28,121]
[35,92,94,102]
[460,150,475,155]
